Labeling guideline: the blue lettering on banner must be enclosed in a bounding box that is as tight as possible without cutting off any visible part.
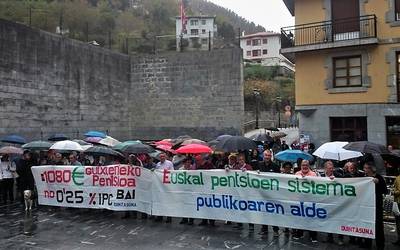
[196,195,328,219]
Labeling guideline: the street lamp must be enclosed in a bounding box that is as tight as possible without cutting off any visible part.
[275,96,282,128]
[253,89,261,129]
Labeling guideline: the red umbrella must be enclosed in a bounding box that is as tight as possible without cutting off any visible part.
[176,144,212,154]
[154,140,173,146]
[156,145,177,154]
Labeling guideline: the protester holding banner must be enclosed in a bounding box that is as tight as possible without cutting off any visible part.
[156,153,174,171]
[178,157,196,225]
[293,159,318,243]
[15,151,35,203]
[0,154,16,205]
[394,172,400,246]
[363,162,388,250]
[257,149,280,235]
[194,154,216,226]
[321,161,344,245]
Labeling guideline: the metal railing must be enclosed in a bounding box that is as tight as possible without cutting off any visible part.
[281,15,377,48]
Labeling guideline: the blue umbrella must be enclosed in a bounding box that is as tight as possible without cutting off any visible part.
[1,135,26,144]
[48,134,69,142]
[85,131,107,138]
[275,150,314,163]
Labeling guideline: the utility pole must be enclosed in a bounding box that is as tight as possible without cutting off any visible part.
[29,6,32,26]
[208,31,211,51]
[253,89,261,129]
[85,22,89,42]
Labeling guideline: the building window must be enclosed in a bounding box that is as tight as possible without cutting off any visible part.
[202,29,206,34]
[246,40,251,46]
[330,117,367,142]
[333,56,362,87]
[263,49,268,55]
[190,29,199,35]
[201,19,206,25]
[387,116,400,149]
[263,38,268,44]
[201,38,208,44]
[396,0,400,20]
[246,51,251,56]
[252,39,260,46]
[252,50,261,57]
[190,20,198,26]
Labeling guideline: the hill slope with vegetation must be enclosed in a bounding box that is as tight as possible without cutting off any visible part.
[0,0,265,53]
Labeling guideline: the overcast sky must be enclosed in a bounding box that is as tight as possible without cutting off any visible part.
[208,0,294,32]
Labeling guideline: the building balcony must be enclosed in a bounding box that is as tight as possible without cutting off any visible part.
[280,15,378,55]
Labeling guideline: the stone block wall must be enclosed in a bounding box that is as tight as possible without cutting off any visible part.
[0,19,243,141]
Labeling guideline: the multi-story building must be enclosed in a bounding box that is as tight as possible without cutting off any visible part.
[281,0,400,148]
[240,32,295,72]
[176,16,217,51]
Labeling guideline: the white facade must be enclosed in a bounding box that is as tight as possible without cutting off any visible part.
[176,16,217,51]
[240,32,295,72]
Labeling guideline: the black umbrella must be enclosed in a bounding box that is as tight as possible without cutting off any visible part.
[215,136,258,152]
[266,127,280,132]
[381,152,400,166]
[1,135,27,144]
[343,141,390,154]
[216,135,232,141]
[249,133,273,142]
[48,134,69,142]
[85,146,124,158]
[122,144,155,154]
[22,141,53,150]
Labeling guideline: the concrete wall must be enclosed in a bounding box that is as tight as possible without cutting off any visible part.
[0,19,243,141]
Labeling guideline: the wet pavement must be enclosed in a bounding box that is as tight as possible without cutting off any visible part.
[0,203,398,250]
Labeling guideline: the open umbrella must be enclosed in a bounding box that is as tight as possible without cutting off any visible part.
[122,144,155,154]
[1,135,26,144]
[271,131,287,139]
[154,139,173,146]
[215,136,257,152]
[50,140,84,151]
[48,134,69,142]
[176,144,213,154]
[266,127,280,132]
[275,150,314,163]
[0,146,23,155]
[156,145,177,154]
[98,136,120,147]
[248,133,273,142]
[22,141,53,151]
[84,146,124,158]
[313,141,363,161]
[84,137,103,144]
[216,135,232,141]
[113,141,142,151]
[343,141,390,154]
[84,131,107,138]
[72,139,92,146]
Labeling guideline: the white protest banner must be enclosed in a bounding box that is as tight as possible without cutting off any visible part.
[151,169,376,238]
[32,165,152,213]
[32,166,376,238]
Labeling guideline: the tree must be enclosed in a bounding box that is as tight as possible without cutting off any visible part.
[218,21,235,43]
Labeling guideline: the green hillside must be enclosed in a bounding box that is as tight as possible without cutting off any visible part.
[0,0,265,53]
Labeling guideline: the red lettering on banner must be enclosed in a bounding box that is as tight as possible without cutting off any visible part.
[341,226,373,235]
[163,169,171,183]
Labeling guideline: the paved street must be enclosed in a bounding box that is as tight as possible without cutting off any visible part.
[0,203,398,250]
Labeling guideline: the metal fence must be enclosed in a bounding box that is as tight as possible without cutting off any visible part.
[3,6,240,55]
[281,15,377,48]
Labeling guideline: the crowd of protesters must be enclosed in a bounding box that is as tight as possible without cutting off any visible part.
[0,138,399,250]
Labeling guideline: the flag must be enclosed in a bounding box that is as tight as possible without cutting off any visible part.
[180,0,188,34]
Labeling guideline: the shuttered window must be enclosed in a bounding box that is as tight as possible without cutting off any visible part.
[333,56,362,87]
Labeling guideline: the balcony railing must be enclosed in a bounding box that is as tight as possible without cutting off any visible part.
[281,15,377,49]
